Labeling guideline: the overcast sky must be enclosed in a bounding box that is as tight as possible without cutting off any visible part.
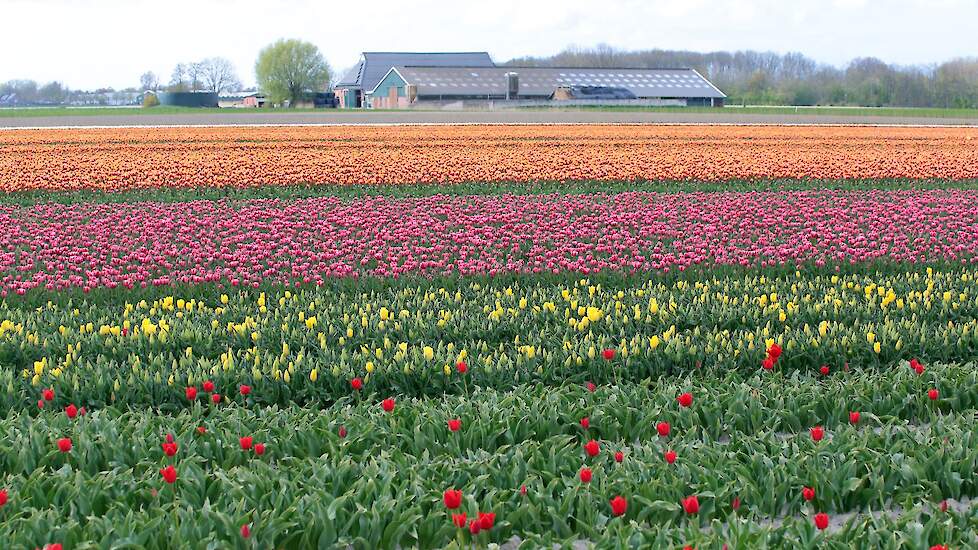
[3,0,977,90]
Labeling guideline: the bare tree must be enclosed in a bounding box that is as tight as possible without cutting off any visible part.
[199,57,242,93]
[187,62,203,91]
[169,63,188,92]
[140,71,159,92]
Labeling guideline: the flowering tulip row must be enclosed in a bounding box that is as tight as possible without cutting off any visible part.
[2,267,978,411]
[6,361,975,472]
[3,124,978,191]
[1,372,974,548]
[4,188,978,294]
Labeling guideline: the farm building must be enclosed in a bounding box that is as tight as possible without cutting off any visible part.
[333,51,725,109]
[156,91,219,108]
[369,66,725,108]
[218,92,266,108]
[334,52,494,108]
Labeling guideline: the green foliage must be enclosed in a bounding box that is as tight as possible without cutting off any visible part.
[0,368,975,548]
[2,178,978,207]
[254,39,330,106]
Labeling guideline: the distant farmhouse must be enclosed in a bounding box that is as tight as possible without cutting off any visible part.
[334,51,725,109]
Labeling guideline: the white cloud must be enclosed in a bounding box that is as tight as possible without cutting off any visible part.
[1,0,976,89]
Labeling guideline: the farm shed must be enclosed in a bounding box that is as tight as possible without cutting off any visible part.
[334,52,494,108]
[368,66,725,108]
[156,91,219,108]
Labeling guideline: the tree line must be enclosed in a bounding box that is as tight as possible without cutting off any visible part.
[9,42,974,109]
[506,45,978,108]
[2,40,331,107]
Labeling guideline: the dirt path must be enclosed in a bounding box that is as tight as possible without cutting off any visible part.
[3,110,978,128]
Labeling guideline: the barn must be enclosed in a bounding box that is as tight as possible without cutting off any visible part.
[334,51,726,109]
[333,52,494,108]
[369,66,725,108]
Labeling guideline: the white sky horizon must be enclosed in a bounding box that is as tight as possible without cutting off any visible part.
[3,0,977,90]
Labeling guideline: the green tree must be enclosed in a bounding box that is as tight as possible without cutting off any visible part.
[255,39,330,106]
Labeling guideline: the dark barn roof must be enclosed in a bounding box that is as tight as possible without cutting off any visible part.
[383,66,726,99]
[336,52,494,92]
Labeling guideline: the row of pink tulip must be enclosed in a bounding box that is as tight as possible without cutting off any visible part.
[2,189,976,294]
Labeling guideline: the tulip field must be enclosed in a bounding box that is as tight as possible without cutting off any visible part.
[1,124,977,549]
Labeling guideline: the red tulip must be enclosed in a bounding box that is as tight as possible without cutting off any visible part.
[44,545,63,550]
[254,443,266,456]
[930,546,948,550]
[819,365,830,376]
[585,381,597,393]
[849,411,860,424]
[802,486,815,501]
[814,512,829,530]
[520,485,527,496]
[664,450,677,464]
[580,417,590,429]
[939,499,948,512]
[240,436,253,450]
[443,488,462,509]
[197,426,207,435]
[162,442,178,457]
[447,418,461,432]
[159,465,177,484]
[57,437,72,453]
[682,495,699,515]
[452,512,467,528]
[810,426,824,441]
[351,377,363,391]
[211,393,221,404]
[477,511,495,530]
[202,380,214,393]
[241,524,251,538]
[584,439,600,457]
[657,422,671,437]
[338,425,347,438]
[382,398,395,412]
[602,349,616,360]
[239,384,251,396]
[683,546,694,550]
[456,361,467,373]
[0,488,8,507]
[65,404,78,419]
[731,496,741,510]
[165,433,174,444]
[79,407,86,416]
[761,357,775,370]
[609,495,627,516]
[579,467,592,483]
[185,386,197,400]
[914,364,925,375]
[928,388,939,401]
[767,343,782,360]
[468,518,481,534]
[615,451,624,463]
[37,399,45,409]
[677,392,693,407]
[42,388,55,401]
